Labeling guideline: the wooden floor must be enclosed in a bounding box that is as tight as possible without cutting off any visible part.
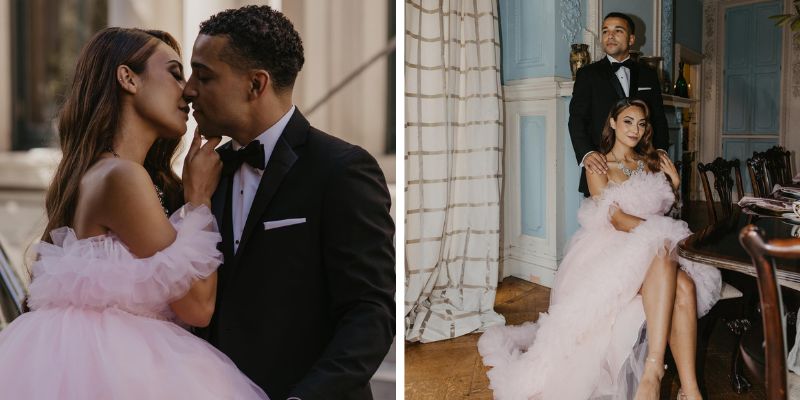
[405,277,766,399]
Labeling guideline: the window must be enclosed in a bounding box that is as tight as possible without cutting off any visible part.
[12,0,107,150]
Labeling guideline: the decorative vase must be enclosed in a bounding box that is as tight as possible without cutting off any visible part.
[674,61,689,98]
[569,44,591,80]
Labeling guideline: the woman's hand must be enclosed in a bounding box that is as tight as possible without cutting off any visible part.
[659,152,680,190]
[182,128,222,208]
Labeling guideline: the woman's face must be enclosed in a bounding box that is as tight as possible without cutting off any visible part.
[610,105,647,149]
[132,43,190,139]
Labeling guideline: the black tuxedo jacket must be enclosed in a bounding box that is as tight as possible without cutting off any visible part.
[199,110,395,400]
[568,56,670,196]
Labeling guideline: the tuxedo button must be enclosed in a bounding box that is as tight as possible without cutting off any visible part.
[235,240,240,244]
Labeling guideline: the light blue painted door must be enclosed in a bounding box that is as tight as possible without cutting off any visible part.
[721,0,781,193]
[723,1,781,134]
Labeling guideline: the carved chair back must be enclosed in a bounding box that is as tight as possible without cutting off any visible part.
[697,157,744,223]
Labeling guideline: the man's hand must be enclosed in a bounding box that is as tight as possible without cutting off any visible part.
[183,128,222,207]
[583,151,608,175]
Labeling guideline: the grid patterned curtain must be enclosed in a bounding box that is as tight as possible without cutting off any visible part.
[404,0,504,343]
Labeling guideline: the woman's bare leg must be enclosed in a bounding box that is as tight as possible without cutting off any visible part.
[669,270,702,399]
[634,253,679,400]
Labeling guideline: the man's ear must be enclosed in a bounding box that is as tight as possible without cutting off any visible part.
[628,34,636,48]
[249,70,270,99]
[116,65,139,94]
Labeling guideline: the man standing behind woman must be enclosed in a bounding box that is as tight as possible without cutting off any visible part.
[477,11,720,400]
[569,12,670,197]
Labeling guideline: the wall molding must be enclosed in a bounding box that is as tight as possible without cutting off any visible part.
[561,0,582,44]
[503,98,562,285]
[661,0,672,83]
[504,77,574,101]
[586,0,601,61]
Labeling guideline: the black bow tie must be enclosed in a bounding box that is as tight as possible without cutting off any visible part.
[611,59,636,72]
[219,140,265,175]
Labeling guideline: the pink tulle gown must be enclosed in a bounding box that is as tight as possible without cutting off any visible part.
[0,205,268,399]
[478,171,722,400]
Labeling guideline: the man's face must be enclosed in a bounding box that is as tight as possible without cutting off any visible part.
[183,34,251,138]
[602,17,635,60]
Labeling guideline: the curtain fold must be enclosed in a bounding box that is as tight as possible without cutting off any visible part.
[404,0,505,343]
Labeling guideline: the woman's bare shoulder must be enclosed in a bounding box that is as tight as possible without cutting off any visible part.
[83,158,150,193]
[78,158,156,218]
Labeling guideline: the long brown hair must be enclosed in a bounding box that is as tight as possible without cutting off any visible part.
[599,98,662,173]
[42,28,183,242]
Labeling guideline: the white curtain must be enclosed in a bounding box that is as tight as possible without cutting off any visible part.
[404,0,505,343]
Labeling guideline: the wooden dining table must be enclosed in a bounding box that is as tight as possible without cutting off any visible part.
[678,206,800,289]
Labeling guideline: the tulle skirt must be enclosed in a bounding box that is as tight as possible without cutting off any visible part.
[0,306,269,399]
[478,214,721,400]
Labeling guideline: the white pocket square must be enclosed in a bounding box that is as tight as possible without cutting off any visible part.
[638,87,652,90]
[263,218,306,230]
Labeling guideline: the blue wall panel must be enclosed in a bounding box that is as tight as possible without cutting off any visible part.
[501,0,552,81]
[675,0,703,53]
[521,116,547,238]
[499,0,574,81]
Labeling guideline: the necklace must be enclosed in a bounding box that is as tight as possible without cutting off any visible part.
[613,150,645,177]
[105,146,120,158]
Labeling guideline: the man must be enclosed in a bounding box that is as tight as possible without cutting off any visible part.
[183,6,395,400]
[568,12,670,196]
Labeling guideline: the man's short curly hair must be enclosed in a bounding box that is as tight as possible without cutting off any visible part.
[199,5,304,92]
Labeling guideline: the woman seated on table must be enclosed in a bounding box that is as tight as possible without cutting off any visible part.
[478,98,722,400]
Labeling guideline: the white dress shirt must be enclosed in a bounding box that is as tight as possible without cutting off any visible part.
[231,105,296,253]
[607,54,631,97]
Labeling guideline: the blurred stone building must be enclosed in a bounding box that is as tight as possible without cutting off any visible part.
[0,1,395,397]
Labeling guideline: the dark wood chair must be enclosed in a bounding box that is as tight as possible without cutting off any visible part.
[765,146,793,187]
[747,151,770,197]
[692,158,756,394]
[739,226,800,399]
[697,157,745,224]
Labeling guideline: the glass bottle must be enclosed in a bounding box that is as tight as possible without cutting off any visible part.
[674,61,689,98]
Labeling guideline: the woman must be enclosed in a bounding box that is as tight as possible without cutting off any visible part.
[0,28,268,399]
[478,99,721,400]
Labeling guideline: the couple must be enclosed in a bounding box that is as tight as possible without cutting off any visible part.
[0,5,394,400]
[478,13,722,400]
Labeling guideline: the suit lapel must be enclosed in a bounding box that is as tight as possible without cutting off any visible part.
[629,63,640,98]
[232,137,298,266]
[230,110,309,268]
